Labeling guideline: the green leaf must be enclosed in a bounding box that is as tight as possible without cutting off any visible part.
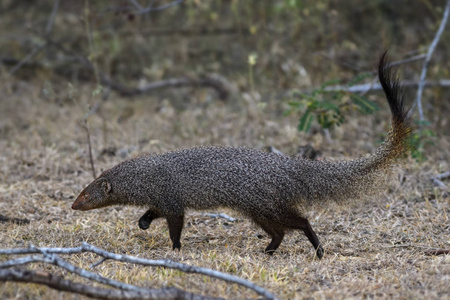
[350,94,378,114]
[317,113,329,128]
[298,110,314,131]
[302,94,318,102]
[287,101,301,108]
[317,100,339,111]
[347,72,373,86]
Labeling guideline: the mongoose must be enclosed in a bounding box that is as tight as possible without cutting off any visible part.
[72,54,411,259]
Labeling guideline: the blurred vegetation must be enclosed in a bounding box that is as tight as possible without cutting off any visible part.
[1,0,449,136]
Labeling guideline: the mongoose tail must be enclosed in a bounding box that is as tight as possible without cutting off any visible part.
[295,53,411,210]
[72,54,411,259]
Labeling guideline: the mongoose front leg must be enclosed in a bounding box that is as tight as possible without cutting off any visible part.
[138,209,162,230]
[257,221,285,255]
[166,215,184,250]
[264,231,285,255]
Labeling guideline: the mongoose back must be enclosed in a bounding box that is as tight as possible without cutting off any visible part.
[72,54,411,259]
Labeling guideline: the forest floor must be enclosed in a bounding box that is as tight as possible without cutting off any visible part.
[0,78,449,299]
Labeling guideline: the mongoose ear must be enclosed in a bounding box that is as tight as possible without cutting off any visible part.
[101,178,112,194]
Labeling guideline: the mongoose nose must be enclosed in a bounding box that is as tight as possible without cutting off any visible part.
[71,195,85,210]
[71,201,79,210]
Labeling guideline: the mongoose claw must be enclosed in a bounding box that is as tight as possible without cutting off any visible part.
[264,249,276,255]
[315,245,324,259]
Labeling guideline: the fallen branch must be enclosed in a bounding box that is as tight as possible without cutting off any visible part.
[434,171,450,180]
[0,242,278,300]
[203,213,236,222]
[0,268,217,300]
[415,0,450,122]
[431,171,450,188]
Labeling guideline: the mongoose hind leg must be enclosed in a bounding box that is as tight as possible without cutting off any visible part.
[257,221,285,255]
[282,211,324,259]
[166,215,184,250]
[139,209,162,230]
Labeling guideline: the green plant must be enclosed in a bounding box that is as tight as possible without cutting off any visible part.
[409,120,436,162]
[285,72,377,132]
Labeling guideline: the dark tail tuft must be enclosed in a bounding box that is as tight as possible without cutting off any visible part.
[378,52,411,125]
[376,52,412,163]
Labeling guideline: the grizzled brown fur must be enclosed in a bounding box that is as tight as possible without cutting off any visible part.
[72,54,411,259]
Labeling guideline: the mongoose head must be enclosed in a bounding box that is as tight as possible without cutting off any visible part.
[72,177,112,211]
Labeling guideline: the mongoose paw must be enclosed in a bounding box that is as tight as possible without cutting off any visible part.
[316,245,324,259]
[172,243,181,251]
[138,218,151,230]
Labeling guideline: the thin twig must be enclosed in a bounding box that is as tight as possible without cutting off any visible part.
[415,0,450,122]
[9,0,60,75]
[389,54,426,68]
[45,0,61,35]
[101,0,184,16]
[90,257,108,269]
[128,0,144,10]
[323,79,450,93]
[82,106,98,179]
[134,0,185,14]
[8,44,46,75]
[266,146,286,156]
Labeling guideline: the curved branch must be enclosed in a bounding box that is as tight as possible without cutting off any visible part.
[0,243,278,300]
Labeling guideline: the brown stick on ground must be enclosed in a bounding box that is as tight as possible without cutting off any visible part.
[424,249,450,256]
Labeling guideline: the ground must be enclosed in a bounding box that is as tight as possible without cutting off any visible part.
[0,79,449,299]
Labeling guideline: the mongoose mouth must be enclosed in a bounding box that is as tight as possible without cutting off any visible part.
[71,195,89,211]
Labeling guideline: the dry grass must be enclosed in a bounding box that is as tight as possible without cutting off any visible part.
[0,78,449,300]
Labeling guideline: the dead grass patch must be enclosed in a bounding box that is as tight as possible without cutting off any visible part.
[0,80,449,299]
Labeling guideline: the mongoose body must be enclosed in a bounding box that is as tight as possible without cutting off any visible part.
[72,54,411,259]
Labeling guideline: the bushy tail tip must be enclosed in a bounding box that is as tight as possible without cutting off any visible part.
[377,52,412,162]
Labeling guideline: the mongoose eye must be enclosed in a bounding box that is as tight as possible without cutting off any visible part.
[84,193,89,198]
